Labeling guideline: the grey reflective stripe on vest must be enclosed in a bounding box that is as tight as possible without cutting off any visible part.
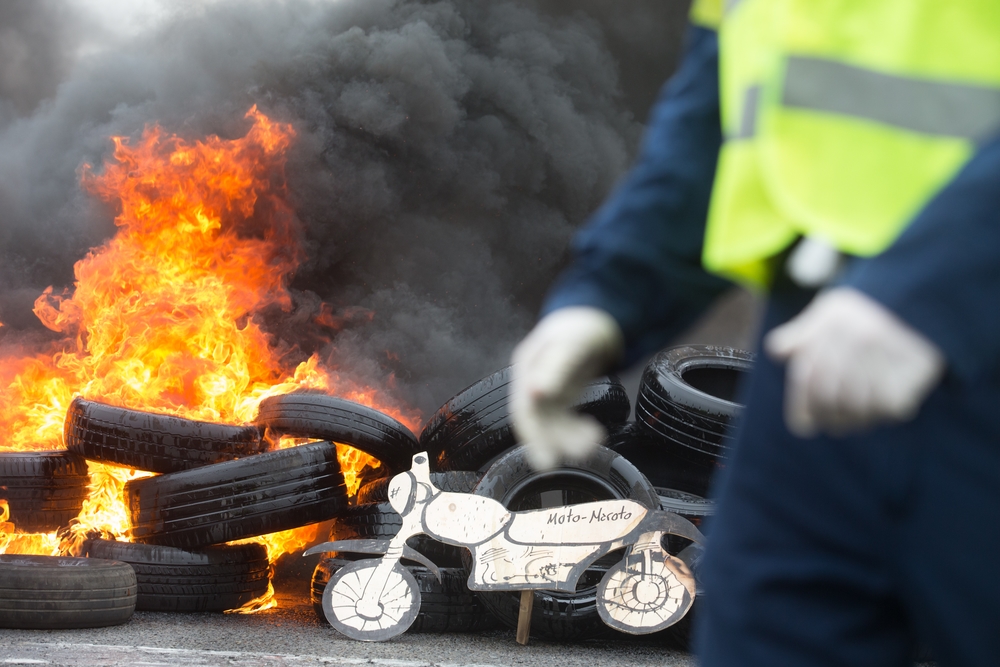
[731,85,761,139]
[725,0,747,14]
[783,56,1000,141]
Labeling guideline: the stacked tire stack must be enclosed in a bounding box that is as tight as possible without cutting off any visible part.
[610,344,753,648]
[1,449,137,630]
[400,349,751,643]
[407,366,657,641]
[0,391,418,629]
[0,450,90,533]
[627,345,753,497]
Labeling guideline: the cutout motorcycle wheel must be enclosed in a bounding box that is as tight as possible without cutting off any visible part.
[313,558,495,633]
[596,549,695,635]
[323,558,420,641]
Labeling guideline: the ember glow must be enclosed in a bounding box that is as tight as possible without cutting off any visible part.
[0,107,417,607]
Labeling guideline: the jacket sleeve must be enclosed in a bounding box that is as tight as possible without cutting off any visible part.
[540,25,731,367]
[840,135,1000,382]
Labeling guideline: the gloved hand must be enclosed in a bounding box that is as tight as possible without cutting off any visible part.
[764,286,945,438]
[511,307,625,470]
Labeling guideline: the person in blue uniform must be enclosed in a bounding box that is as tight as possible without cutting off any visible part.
[508,4,1000,666]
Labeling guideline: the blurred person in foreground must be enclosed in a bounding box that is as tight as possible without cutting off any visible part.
[510,1,1000,665]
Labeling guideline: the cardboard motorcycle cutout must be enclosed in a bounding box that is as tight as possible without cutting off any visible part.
[304,452,705,642]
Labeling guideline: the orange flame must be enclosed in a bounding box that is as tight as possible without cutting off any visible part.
[0,107,419,597]
[0,501,61,556]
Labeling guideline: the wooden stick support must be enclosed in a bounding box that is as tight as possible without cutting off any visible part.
[515,590,533,645]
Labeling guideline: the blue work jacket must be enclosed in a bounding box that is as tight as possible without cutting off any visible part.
[542,25,1000,383]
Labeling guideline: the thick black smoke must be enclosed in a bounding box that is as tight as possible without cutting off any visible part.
[0,1,82,121]
[0,0,690,417]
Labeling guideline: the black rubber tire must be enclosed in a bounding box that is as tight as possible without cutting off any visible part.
[254,393,419,473]
[329,501,402,540]
[635,345,753,460]
[655,487,714,528]
[328,501,465,568]
[0,451,89,531]
[655,487,714,555]
[65,398,266,474]
[86,539,269,612]
[126,441,349,549]
[0,554,136,629]
[356,471,482,504]
[607,421,718,497]
[312,558,495,633]
[422,366,631,472]
[469,445,659,642]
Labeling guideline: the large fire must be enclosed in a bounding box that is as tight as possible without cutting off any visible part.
[0,107,418,608]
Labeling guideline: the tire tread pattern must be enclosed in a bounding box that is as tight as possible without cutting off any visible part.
[87,539,269,612]
[125,442,348,549]
[0,451,89,531]
[0,555,136,629]
[65,398,265,474]
[635,346,752,461]
[254,394,418,472]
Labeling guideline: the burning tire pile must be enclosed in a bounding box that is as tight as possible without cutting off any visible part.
[0,344,750,646]
[0,392,416,628]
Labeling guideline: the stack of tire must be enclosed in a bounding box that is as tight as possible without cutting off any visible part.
[610,344,753,648]
[621,344,754,499]
[329,366,639,640]
[0,450,90,533]
[0,391,418,628]
[0,447,139,629]
[396,349,750,644]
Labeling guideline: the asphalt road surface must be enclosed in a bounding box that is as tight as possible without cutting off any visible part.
[0,571,697,667]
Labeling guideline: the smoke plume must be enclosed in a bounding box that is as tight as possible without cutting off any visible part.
[0,0,689,418]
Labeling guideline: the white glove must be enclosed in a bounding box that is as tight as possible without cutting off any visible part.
[764,287,945,438]
[511,307,625,470]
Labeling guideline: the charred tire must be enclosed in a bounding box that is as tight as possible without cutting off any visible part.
[65,398,265,474]
[0,451,89,531]
[0,554,136,629]
[469,445,659,642]
[328,502,465,568]
[422,366,630,472]
[255,394,418,473]
[356,471,481,504]
[635,345,752,460]
[312,559,494,633]
[86,539,269,612]
[126,441,349,549]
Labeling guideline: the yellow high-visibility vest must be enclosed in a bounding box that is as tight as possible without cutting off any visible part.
[690,0,1000,287]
